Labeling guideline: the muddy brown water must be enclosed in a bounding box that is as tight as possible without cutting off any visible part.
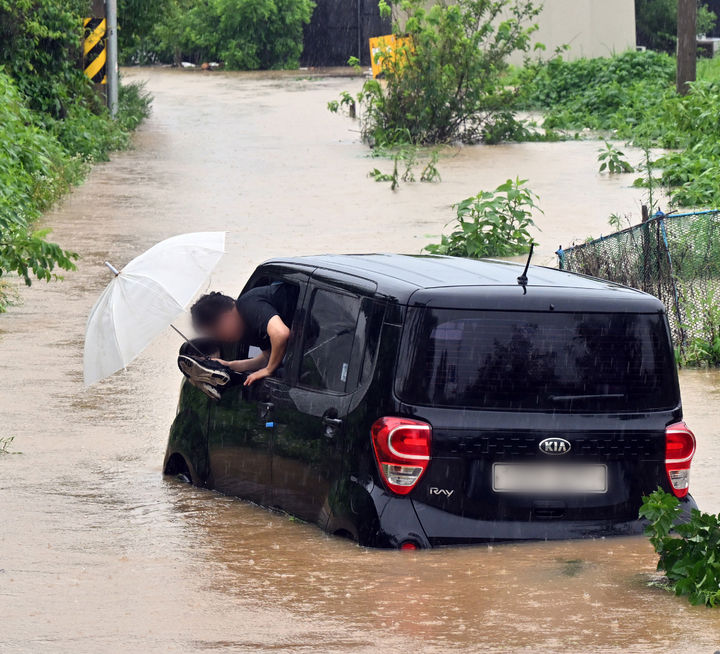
[1,69,719,653]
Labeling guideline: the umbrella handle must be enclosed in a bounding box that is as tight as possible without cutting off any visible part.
[170,324,207,358]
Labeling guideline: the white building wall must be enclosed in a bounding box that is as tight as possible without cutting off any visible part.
[394,0,637,63]
[515,0,636,63]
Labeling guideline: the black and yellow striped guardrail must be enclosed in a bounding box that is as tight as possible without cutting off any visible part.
[83,17,107,84]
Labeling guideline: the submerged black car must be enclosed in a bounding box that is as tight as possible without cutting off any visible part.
[164,254,697,549]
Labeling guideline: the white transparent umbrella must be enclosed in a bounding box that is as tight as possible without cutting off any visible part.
[83,231,225,386]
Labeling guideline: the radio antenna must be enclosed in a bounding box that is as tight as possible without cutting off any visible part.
[517,242,535,288]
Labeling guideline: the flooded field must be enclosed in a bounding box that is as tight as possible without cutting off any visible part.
[1,68,719,653]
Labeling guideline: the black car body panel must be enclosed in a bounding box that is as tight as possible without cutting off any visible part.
[164,254,697,548]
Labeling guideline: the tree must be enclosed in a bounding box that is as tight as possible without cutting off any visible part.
[123,0,316,69]
[118,0,174,64]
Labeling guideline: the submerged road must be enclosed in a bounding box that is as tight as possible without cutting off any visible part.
[1,68,719,653]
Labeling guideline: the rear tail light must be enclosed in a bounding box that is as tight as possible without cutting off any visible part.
[399,541,419,551]
[665,422,696,498]
[371,417,431,495]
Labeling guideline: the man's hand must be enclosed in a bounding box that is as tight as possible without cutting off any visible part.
[244,367,271,386]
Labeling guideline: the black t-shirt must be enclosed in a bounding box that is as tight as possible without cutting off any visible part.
[235,284,294,351]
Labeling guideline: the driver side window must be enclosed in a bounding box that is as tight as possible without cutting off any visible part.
[241,274,302,380]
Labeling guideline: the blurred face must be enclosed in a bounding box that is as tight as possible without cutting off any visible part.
[205,307,243,342]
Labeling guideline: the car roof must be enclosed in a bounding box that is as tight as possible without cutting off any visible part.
[262,254,666,313]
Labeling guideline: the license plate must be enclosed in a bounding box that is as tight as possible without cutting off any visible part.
[492,463,608,494]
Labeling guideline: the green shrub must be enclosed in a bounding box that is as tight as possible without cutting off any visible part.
[0,72,81,226]
[0,71,79,308]
[0,0,153,311]
[646,81,720,207]
[522,51,720,208]
[520,50,675,136]
[640,489,720,607]
[0,0,99,118]
[333,0,541,146]
[424,178,540,258]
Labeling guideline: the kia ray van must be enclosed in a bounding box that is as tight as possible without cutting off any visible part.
[164,254,697,549]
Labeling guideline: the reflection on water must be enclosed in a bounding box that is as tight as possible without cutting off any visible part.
[0,68,719,653]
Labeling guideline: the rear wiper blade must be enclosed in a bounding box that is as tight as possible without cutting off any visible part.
[550,394,626,401]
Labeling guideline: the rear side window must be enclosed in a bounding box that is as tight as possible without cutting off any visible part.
[347,298,386,391]
[299,288,361,393]
[396,308,679,412]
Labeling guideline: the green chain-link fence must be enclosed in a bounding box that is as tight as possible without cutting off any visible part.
[557,210,720,354]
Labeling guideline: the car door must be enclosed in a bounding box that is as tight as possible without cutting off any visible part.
[268,273,377,525]
[206,372,267,503]
[206,265,310,506]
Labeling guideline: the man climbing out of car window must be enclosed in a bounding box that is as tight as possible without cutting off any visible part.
[178,284,293,395]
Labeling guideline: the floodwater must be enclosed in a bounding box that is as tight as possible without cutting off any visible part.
[1,68,719,653]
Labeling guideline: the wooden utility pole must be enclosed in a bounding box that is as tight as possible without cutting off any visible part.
[676,0,697,95]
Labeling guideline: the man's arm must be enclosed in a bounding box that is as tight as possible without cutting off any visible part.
[216,353,268,374]
[244,315,290,386]
[213,315,290,384]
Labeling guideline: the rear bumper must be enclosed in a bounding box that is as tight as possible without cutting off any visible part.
[411,494,698,547]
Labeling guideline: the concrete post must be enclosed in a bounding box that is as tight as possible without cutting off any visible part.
[106,0,119,117]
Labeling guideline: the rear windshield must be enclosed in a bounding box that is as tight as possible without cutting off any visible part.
[396,308,679,413]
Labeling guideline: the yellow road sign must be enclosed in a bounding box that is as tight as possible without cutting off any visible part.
[368,34,413,78]
[83,17,107,84]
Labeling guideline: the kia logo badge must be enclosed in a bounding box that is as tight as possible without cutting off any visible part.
[539,437,571,455]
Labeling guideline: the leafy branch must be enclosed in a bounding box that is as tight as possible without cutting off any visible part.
[640,489,720,607]
[424,177,541,257]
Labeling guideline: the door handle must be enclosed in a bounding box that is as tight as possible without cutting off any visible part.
[258,402,274,420]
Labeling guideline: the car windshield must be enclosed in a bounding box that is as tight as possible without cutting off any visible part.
[396,308,679,412]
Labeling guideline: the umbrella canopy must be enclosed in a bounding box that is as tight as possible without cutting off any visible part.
[83,231,225,386]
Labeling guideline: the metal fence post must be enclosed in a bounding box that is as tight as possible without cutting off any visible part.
[641,204,651,293]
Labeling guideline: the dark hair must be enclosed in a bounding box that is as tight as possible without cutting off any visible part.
[190,292,235,329]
